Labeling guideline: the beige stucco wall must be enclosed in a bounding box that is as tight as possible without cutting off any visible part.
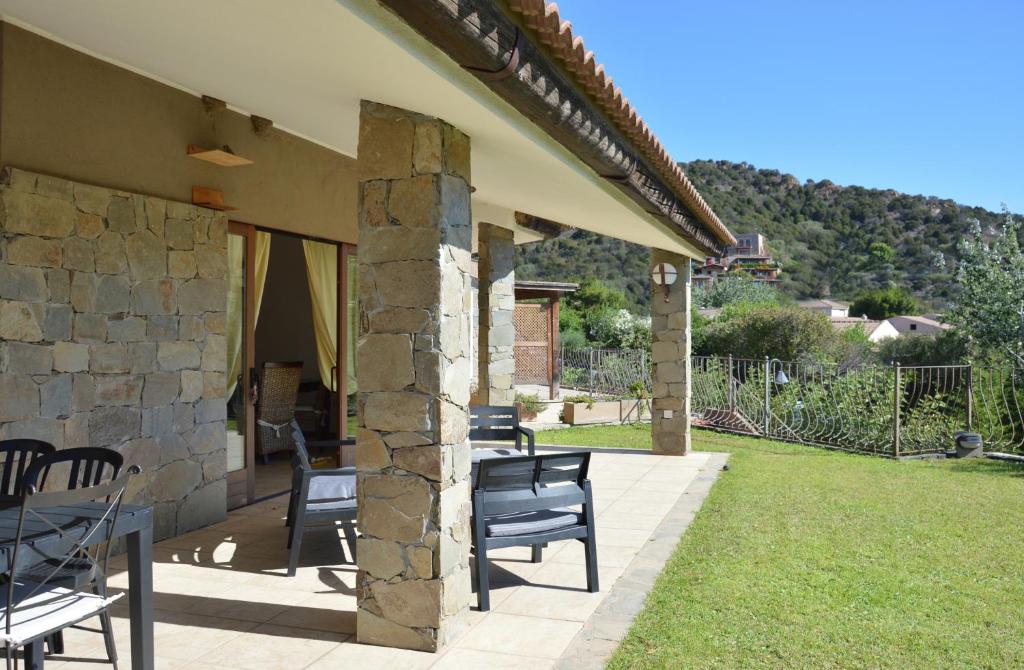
[0,23,358,243]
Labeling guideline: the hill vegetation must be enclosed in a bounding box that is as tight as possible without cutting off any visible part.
[515,159,1009,311]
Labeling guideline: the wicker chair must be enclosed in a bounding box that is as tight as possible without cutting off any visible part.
[255,361,303,464]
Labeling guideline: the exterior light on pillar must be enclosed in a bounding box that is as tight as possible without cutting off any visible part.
[650,262,677,302]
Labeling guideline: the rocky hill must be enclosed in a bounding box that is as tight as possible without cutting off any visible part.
[515,159,1009,311]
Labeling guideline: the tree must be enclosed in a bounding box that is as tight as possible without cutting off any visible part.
[849,287,918,320]
[946,211,1024,364]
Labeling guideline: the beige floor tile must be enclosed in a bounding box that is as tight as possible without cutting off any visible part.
[548,540,638,568]
[306,640,437,669]
[596,512,666,531]
[197,623,346,669]
[269,595,358,634]
[455,612,582,659]
[494,562,626,622]
[433,647,555,669]
[591,527,652,549]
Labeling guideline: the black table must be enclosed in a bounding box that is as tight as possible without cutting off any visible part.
[0,503,154,669]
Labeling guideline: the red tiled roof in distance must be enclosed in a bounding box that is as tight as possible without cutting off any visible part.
[507,0,736,247]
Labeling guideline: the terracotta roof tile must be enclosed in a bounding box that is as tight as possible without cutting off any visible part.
[507,0,734,246]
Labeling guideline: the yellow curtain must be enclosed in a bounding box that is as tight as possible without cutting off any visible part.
[226,231,271,398]
[303,240,340,392]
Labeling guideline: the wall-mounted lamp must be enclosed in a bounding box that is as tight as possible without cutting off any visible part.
[650,262,677,302]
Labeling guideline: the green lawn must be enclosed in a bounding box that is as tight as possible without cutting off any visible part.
[534,425,1024,669]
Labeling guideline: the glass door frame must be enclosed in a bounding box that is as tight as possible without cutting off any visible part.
[226,222,355,506]
[226,221,257,509]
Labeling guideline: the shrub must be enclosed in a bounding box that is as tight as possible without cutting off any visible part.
[515,392,544,417]
[564,394,597,409]
[850,287,918,320]
[699,304,836,361]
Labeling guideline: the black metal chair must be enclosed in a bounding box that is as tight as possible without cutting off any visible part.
[28,448,124,662]
[285,424,357,577]
[0,440,56,502]
[3,452,137,669]
[471,452,598,611]
[469,405,535,455]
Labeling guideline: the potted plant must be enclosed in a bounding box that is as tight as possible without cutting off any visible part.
[515,392,543,422]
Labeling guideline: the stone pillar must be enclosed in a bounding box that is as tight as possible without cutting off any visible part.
[476,222,516,406]
[650,249,691,455]
[355,101,473,652]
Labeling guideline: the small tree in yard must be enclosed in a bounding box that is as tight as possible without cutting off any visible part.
[947,211,1024,365]
[849,287,918,320]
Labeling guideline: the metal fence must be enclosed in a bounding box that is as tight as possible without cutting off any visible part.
[560,347,651,396]
[692,356,1024,457]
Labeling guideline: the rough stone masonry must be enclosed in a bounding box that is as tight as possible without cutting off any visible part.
[0,167,228,539]
[355,101,474,652]
[650,248,692,455]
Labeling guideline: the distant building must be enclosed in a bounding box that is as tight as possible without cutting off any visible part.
[830,316,899,342]
[798,299,850,318]
[883,315,951,336]
[693,233,781,287]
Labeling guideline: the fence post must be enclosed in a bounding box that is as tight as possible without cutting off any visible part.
[588,348,595,396]
[763,356,771,437]
[966,362,974,431]
[727,354,735,413]
[892,362,901,458]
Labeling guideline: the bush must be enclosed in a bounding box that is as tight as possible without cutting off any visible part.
[694,275,781,309]
[564,394,597,409]
[699,304,836,361]
[850,287,918,320]
[515,392,544,417]
[876,330,968,366]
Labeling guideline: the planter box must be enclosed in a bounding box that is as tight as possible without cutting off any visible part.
[563,399,650,425]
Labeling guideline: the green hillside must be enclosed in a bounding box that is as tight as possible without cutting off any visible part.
[515,160,1008,311]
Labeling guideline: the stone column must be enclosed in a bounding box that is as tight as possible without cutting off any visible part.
[476,222,515,406]
[650,249,691,455]
[355,101,473,652]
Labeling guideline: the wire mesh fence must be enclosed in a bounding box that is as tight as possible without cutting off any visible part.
[691,356,1024,457]
[560,347,651,397]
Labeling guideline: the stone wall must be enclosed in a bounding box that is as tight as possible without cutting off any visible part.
[650,249,692,455]
[0,167,228,538]
[476,222,515,406]
[355,102,473,652]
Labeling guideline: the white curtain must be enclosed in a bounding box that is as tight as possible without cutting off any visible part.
[302,240,342,392]
[226,231,271,398]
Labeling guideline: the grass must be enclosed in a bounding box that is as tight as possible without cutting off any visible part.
[534,425,1024,669]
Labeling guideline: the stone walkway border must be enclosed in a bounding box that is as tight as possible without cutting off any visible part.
[554,450,731,670]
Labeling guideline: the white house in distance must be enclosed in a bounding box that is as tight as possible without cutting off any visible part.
[884,315,952,337]
[798,299,850,318]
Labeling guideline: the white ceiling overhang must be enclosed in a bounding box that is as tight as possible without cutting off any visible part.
[0,0,704,258]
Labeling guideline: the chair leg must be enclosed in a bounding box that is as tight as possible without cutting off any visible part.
[287,503,307,576]
[584,534,599,593]
[285,490,295,527]
[531,544,543,563]
[342,520,358,564]
[24,641,42,670]
[100,610,119,669]
[474,545,490,612]
[45,632,63,654]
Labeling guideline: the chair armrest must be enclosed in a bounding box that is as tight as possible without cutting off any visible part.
[516,426,536,455]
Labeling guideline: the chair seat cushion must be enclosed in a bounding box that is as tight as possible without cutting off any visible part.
[485,507,582,537]
[308,474,356,502]
[0,582,122,645]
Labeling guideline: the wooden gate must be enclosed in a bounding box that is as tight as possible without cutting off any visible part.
[514,302,550,385]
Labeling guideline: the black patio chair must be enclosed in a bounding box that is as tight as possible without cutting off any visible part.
[471,452,598,611]
[469,405,535,455]
[0,440,56,503]
[28,448,124,661]
[3,452,138,669]
[285,425,357,577]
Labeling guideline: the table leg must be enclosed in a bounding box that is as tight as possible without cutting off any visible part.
[24,640,43,669]
[126,525,154,670]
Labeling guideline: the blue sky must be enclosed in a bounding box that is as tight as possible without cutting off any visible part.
[554,0,1023,211]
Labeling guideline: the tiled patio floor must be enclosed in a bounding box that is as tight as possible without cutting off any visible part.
[46,448,718,669]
